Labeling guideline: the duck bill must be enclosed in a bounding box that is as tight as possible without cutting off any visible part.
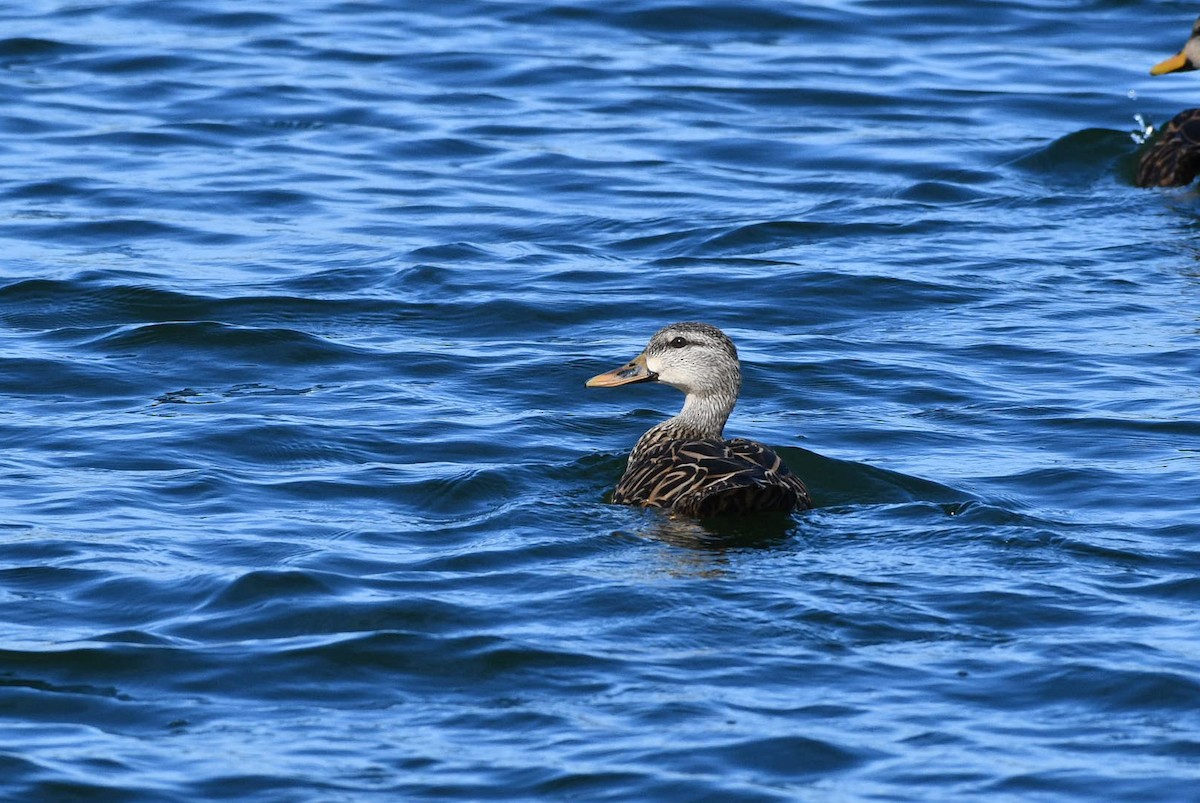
[586,353,657,387]
[1151,51,1192,75]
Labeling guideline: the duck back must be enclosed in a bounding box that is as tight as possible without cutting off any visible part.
[613,437,812,516]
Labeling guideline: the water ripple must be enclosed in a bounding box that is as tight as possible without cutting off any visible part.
[0,0,1198,799]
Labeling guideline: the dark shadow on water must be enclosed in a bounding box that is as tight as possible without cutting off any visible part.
[639,511,799,552]
[1011,127,1141,187]
[778,446,972,508]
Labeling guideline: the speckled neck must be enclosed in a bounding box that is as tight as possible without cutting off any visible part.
[631,387,737,459]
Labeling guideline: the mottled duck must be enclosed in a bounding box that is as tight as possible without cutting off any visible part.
[586,322,812,517]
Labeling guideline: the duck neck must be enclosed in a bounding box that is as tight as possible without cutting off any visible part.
[632,389,736,457]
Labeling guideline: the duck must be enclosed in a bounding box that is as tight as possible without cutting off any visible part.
[585,322,812,517]
[1137,16,1200,187]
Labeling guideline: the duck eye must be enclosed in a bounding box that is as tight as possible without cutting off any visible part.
[669,336,688,349]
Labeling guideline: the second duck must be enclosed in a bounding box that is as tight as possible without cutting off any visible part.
[1138,16,1200,187]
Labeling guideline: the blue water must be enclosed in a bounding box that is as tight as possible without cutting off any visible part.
[2,0,1199,799]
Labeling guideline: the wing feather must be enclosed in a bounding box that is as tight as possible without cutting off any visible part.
[1137,108,1200,187]
[612,436,812,516]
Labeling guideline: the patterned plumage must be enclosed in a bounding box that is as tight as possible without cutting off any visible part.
[1137,109,1200,187]
[586,322,812,517]
[1138,17,1200,187]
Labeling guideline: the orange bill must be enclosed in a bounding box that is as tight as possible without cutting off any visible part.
[1151,51,1190,75]
[585,353,657,387]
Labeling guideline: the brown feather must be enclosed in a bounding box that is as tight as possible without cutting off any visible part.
[612,433,812,517]
[1137,108,1200,187]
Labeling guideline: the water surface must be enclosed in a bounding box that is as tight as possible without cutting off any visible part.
[1,0,1199,799]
